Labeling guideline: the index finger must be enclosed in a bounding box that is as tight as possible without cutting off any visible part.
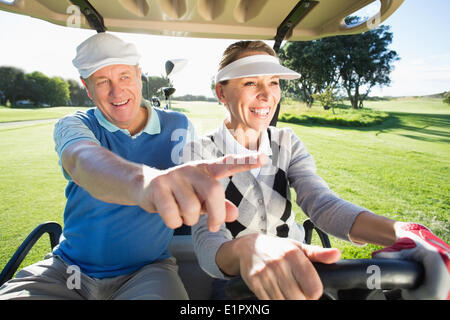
[206,153,268,180]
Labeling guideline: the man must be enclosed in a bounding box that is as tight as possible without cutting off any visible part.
[0,32,265,300]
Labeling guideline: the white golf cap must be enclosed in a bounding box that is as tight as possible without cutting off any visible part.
[215,54,300,83]
[73,32,140,79]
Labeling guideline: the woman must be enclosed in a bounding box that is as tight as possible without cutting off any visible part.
[182,41,449,300]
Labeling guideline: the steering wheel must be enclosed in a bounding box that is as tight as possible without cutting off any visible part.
[225,258,424,300]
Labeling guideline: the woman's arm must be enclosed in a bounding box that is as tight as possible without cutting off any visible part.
[348,211,397,246]
[286,129,367,241]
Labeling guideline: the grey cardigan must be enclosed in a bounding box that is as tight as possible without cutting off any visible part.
[181,125,368,278]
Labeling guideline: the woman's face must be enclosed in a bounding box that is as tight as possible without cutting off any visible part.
[216,52,281,136]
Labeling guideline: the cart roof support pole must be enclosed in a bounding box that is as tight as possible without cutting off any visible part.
[69,0,106,33]
[271,0,318,126]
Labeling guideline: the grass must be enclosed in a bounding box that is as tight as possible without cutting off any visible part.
[0,98,448,272]
[0,122,67,271]
[0,106,90,123]
[281,97,450,258]
[171,100,228,134]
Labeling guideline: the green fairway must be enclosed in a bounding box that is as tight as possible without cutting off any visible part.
[0,106,90,123]
[0,122,67,271]
[0,98,448,273]
[281,98,450,257]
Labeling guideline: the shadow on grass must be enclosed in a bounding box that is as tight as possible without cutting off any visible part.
[384,112,450,143]
[279,112,450,143]
[279,113,398,131]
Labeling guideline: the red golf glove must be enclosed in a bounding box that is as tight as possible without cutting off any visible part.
[372,222,449,300]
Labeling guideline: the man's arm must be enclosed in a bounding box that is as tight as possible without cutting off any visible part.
[62,140,149,205]
[61,140,266,231]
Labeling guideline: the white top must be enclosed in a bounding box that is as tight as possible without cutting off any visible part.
[183,126,368,279]
[216,122,272,178]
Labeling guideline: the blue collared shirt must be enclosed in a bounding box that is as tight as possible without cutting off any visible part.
[52,103,195,278]
[54,103,195,179]
[93,104,161,138]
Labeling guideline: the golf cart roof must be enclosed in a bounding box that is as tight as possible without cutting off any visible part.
[1,0,403,41]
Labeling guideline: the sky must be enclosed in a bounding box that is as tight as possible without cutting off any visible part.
[0,0,449,98]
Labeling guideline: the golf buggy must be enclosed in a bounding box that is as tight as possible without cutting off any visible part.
[0,0,423,300]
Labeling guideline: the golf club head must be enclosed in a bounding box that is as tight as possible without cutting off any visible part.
[165,59,188,77]
[160,87,176,99]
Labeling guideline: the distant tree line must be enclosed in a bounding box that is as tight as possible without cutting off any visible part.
[172,94,217,102]
[141,75,216,103]
[0,67,189,108]
[0,66,91,107]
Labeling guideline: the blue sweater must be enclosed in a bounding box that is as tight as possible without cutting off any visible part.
[53,107,190,278]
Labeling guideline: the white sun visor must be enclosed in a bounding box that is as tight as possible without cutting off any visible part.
[215,55,300,83]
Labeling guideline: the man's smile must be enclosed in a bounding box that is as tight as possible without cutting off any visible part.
[111,99,130,107]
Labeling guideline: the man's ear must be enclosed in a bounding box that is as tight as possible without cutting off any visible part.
[136,65,143,90]
[80,77,93,100]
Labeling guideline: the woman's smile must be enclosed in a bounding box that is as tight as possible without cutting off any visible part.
[249,107,271,118]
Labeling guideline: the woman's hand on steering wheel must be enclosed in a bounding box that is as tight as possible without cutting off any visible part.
[236,234,341,300]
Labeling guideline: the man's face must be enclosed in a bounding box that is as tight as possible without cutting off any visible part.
[83,64,144,134]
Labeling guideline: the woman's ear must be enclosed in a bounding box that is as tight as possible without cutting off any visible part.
[215,83,227,104]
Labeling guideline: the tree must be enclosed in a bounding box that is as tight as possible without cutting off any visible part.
[279,22,399,110]
[24,72,69,106]
[279,40,339,107]
[312,85,339,114]
[48,77,70,106]
[332,24,399,109]
[67,79,91,106]
[444,92,450,105]
[0,67,71,107]
[24,71,49,105]
[141,75,170,100]
[0,66,27,105]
